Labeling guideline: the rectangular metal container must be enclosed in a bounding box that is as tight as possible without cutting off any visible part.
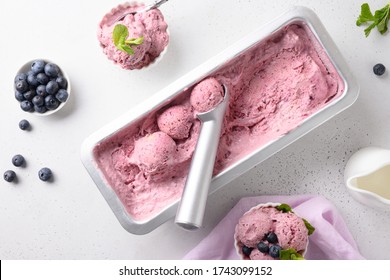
[81,6,359,234]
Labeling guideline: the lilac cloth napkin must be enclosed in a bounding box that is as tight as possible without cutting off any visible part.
[183,195,365,260]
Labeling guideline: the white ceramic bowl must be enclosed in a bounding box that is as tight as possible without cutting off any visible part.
[14,59,71,116]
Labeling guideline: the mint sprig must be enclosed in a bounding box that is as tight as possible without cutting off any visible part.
[356,2,390,37]
[280,248,305,260]
[112,24,144,55]
[276,203,293,213]
[303,218,315,235]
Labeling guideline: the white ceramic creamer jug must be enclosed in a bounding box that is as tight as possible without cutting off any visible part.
[344,146,390,210]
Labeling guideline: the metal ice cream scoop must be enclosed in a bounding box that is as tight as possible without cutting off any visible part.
[175,84,229,230]
[114,0,169,22]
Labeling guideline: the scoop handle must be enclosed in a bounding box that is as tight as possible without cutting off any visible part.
[175,86,228,230]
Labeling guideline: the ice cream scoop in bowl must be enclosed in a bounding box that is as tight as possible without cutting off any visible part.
[98,1,170,70]
[175,80,229,230]
[234,202,313,260]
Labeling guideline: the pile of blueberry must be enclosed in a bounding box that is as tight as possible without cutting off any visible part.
[3,119,53,183]
[14,60,69,113]
[242,232,282,259]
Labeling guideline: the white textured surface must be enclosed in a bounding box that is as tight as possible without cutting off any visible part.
[0,0,389,259]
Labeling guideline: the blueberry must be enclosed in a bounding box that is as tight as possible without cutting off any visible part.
[12,154,25,167]
[32,95,44,106]
[23,89,36,101]
[14,73,27,83]
[266,232,278,244]
[269,245,282,259]
[242,246,253,257]
[257,242,269,253]
[38,167,52,181]
[31,60,46,74]
[56,76,68,89]
[4,170,16,182]
[46,80,59,95]
[15,91,25,102]
[55,89,69,102]
[373,63,386,76]
[19,119,30,130]
[44,95,59,110]
[15,80,29,93]
[44,63,60,78]
[36,85,48,97]
[37,72,49,85]
[20,100,33,112]
[27,73,39,87]
[34,105,47,114]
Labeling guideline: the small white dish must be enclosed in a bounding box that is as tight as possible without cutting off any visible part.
[14,59,71,116]
[344,147,390,210]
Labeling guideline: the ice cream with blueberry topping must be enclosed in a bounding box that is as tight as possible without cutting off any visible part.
[234,203,314,260]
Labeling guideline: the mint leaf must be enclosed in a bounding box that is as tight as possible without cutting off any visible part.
[112,24,143,55]
[303,218,315,235]
[126,36,144,45]
[276,203,292,213]
[280,248,305,260]
[121,45,135,55]
[357,2,390,37]
[356,3,375,25]
[375,6,390,34]
[113,24,128,47]
[364,22,377,36]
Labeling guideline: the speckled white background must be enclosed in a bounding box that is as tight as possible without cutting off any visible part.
[0,0,389,260]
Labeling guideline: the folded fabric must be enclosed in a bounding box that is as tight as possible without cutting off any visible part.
[183,195,365,260]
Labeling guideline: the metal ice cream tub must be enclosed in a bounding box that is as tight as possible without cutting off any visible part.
[81,6,359,234]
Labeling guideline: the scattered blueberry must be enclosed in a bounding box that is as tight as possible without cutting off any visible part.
[4,170,16,182]
[44,63,60,78]
[269,245,282,259]
[20,100,33,112]
[266,232,278,244]
[32,95,44,107]
[38,167,52,181]
[257,242,269,253]
[15,91,25,102]
[12,154,25,167]
[31,60,46,74]
[23,90,36,101]
[37,73,49,85]
[373,63,386,76]
[242,245,253,257]
[46,80,59,95]
[19,119,30,130]
[56,76,68,89]
[15,80,29,93]
[45,95,59,110]
[56,89,69,102]
[36,85,47,97]
[27,73,39,87]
